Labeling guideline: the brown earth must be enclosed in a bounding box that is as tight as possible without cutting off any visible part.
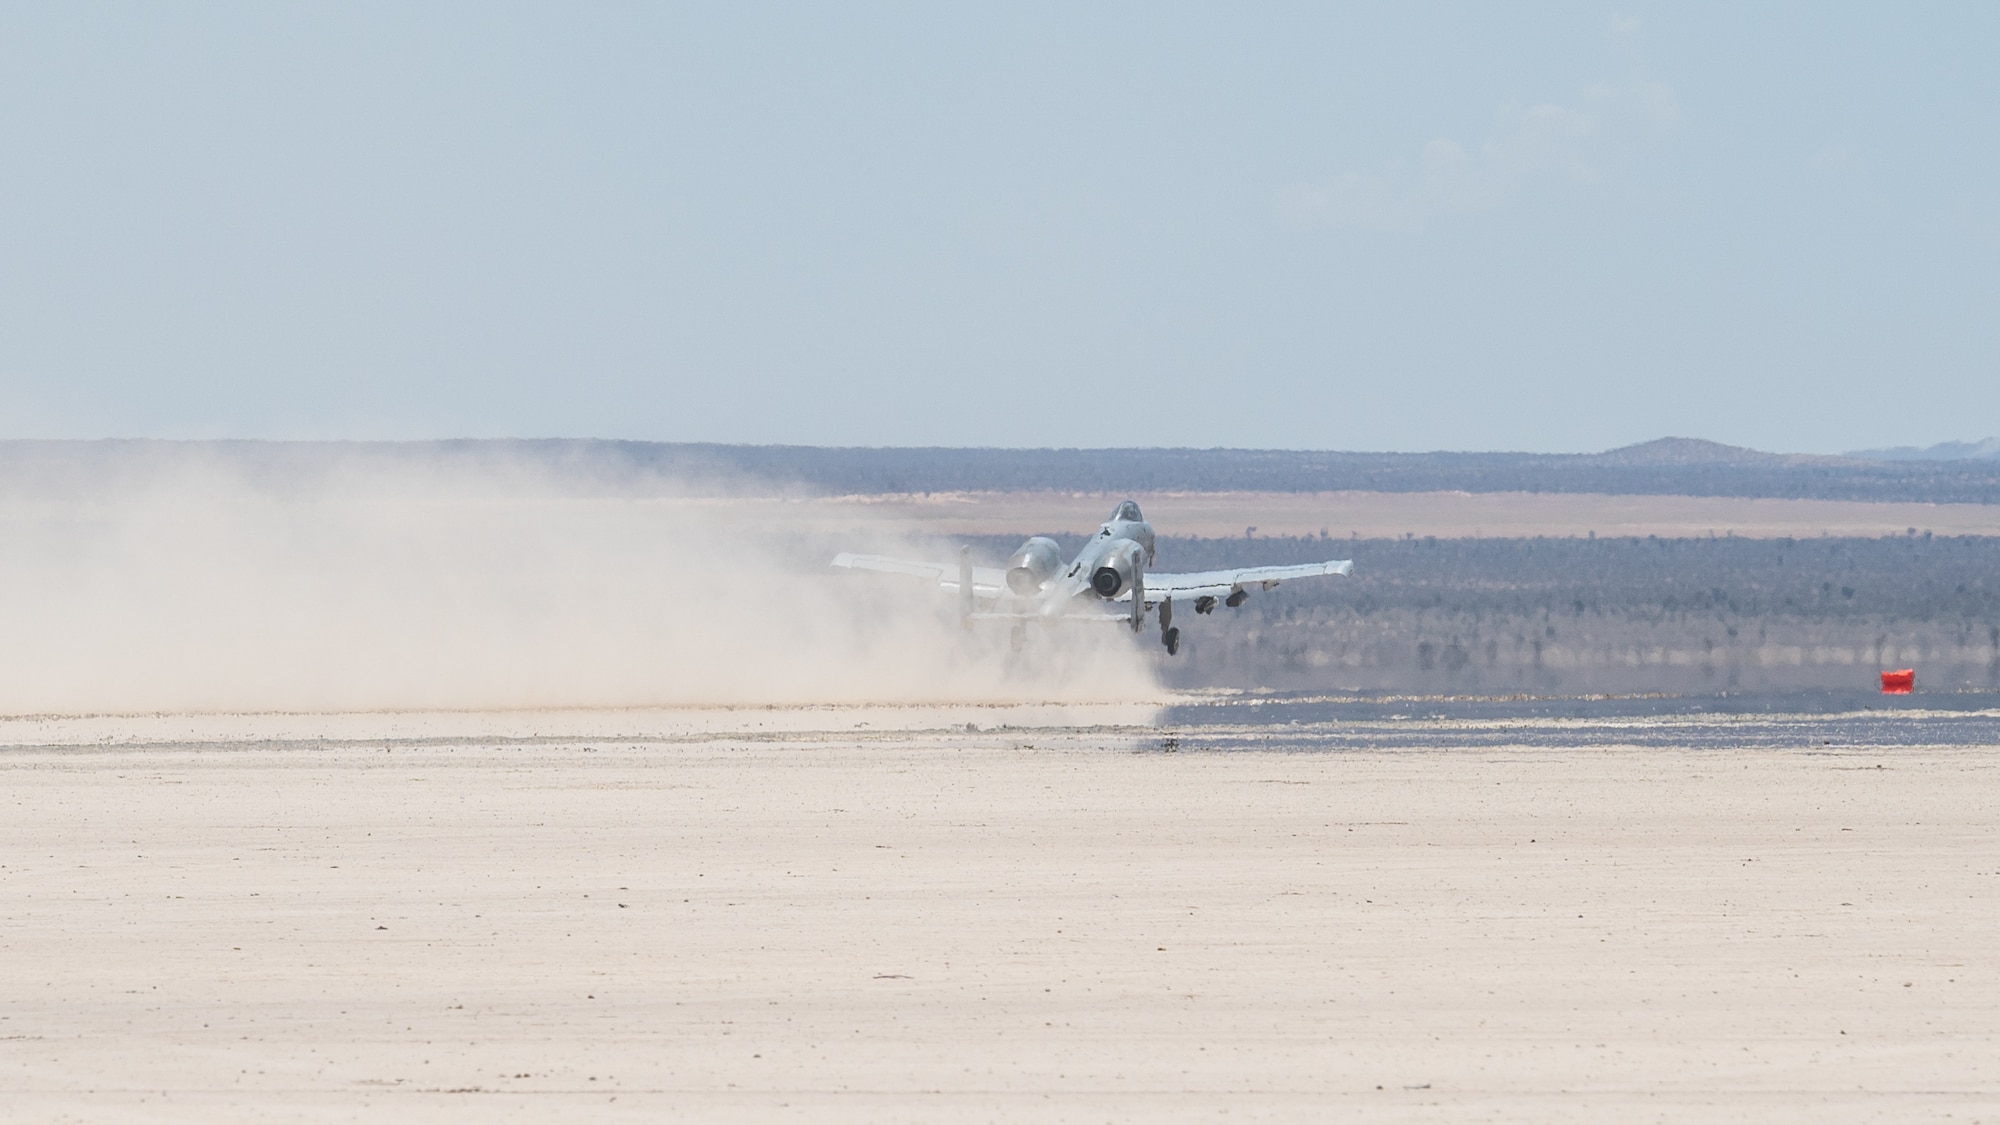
[809,490,2000,539]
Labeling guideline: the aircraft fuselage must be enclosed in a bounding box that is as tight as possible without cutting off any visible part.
[1017,500,1156,617]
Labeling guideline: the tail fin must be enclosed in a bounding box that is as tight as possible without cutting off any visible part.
[959,546,975,630]
[1129,561,1145,632]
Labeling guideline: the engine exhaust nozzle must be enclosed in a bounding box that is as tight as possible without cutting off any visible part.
[1091,566,1124,597]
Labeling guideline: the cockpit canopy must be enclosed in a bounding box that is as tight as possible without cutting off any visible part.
[1110,499,1143,522]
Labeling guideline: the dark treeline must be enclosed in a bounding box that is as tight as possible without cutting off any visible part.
[9,437,2000,504]
[683,442,2000,503]
[957,533,2000,694]
[1159,532,2000,623]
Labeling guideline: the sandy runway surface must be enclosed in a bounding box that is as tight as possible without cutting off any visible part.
[4,706,1998,1122]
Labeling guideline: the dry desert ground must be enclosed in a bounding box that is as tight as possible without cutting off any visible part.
[808,489,2000,539]
[3,704,1997,1123]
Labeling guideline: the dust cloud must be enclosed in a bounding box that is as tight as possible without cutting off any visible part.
[0,449,1161,715]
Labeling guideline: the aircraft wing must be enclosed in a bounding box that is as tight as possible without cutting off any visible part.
[831,553,1010,597]
[1123,558,1354,601]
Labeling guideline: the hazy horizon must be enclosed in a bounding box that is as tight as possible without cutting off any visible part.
[0,433,1993,460]
[4,4,1995,454]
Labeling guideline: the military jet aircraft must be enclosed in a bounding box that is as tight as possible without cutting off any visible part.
[831,499,1352,655]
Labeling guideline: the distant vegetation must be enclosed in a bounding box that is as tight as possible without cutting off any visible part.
[10,437,2000,504]
[650,437,2000,503]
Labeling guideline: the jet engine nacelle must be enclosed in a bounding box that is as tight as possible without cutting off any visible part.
[1090,539,1146,598]
[1004,536,1062,596]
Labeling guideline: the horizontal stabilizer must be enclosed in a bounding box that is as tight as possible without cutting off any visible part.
[968,611,1131,624]
[832,552,1008,597]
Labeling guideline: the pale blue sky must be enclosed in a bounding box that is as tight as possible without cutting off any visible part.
[2,3,1994,452]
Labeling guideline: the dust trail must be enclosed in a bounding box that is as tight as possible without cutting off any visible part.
[0,449,1161,715]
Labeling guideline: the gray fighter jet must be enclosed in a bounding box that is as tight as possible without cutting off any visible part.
[832,499,1352,655]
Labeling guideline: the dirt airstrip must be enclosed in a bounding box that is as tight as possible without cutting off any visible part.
[3,704,1996,1122]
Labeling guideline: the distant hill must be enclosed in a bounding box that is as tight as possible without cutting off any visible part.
[6,437,2000,504]
[1584,437,1843,468]
[1847,438,2000,462]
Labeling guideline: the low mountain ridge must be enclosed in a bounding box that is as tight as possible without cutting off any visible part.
[1847,438,2000,462]
[5,438,2000,504]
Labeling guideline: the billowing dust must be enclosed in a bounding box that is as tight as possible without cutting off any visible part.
[0,453,1161,714]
